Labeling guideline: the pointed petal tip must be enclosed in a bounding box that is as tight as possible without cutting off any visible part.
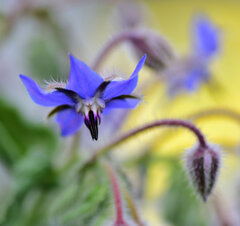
[130,54,146,79]
[19,74,31,82]
[142,54,147,61]
[69,53,77,63]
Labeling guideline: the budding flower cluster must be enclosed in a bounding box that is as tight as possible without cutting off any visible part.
[184,143,221,201]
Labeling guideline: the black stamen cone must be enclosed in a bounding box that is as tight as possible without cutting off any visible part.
[84,111,99,140]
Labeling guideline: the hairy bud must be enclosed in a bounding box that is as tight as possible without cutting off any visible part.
[184,144,221,201]
[128,28,176,71]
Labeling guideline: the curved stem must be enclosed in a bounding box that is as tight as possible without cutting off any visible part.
[188,108,240,123]
[83,119,206,168]
[91,30,137,71]
[150,108,240,154]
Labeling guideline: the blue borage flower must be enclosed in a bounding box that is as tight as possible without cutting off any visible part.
[165,15,219,96]
[184,15,219,91]
[20,54,146,140]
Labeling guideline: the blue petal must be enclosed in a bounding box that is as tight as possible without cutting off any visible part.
[56,108,83,136]
[193,16,219,58]
[66,55,104,98]
[184,66,209,91]
[20,74,75,107]
[106,98,140,109]
[102,55,146,100]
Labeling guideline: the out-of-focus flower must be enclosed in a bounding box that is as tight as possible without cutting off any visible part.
[164,15,220,96]
[20,54,146,140]
[184,143,221,201]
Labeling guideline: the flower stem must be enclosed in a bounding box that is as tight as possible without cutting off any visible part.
[104,163,128,226]
[82,119,206,169]
[91,30,138,71]
[124,189,144,226]
[146,108,240,154]
[188,108,240,123]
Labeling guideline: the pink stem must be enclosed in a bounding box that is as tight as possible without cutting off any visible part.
[91,31,138,71]
[105,164,128,226]
[88,119,207,164]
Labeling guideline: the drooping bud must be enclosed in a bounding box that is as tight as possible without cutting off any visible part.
[184,143,221,201]
[128,28,176,72]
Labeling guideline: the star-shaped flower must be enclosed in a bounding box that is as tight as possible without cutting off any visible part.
[165,15,220,96]
[20,54,146,140]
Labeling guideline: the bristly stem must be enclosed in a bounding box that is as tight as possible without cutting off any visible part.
[91,30,138,71]
[81,119,207,169]
[104,163,128,226]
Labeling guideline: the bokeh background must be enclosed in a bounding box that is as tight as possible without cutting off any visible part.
[1,0,240,225]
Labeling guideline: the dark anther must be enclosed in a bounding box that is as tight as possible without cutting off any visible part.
[84,111,99,140]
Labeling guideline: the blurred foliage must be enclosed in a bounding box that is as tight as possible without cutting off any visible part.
[0,98,58,224]
[47,163,111,226]
[0,98,57,167]
[0,98,112,225]
[3,162,111,226]
[27,37,66,81]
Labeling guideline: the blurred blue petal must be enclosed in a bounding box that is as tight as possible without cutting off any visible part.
[193,16,219,58]
[184,66,209,91]
[56,108,83,136]
[102,54,146,100]
[66,55,103,98]
[20,74,75,107]
[106,97,140,109]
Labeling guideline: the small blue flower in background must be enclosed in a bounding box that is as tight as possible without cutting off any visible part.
[20,54,146,140]
[165,15,220,96]
[184,15,219,91]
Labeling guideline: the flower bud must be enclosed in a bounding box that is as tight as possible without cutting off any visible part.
[128,28,176,71]
[184,144,221,201]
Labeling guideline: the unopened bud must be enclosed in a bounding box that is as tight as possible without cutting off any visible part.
[129,28,176,71]
[184,143,221,201]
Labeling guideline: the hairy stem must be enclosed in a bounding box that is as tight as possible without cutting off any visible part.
[104,163,128,226]
[151,108,240,153]
[92,30,138,71]
[82,119,206,169]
